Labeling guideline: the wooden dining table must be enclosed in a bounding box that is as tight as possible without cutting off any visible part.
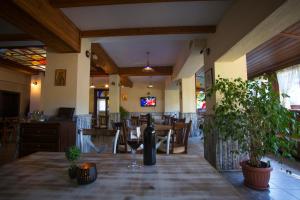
[0,152,242,200]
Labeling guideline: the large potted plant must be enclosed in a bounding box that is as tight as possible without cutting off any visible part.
[206,76,299,190]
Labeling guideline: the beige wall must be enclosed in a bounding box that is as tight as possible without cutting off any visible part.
[164,89,179,113]
[42,52,78,115]
[30,73,44,112]
[174,40,205,80]
[205,0,285,67]
[0,67,30,116]
[120,82,164,113]
[181,75,196,113]
[76,38,91,115]
[43,38,91,115]
[109,74,120,113]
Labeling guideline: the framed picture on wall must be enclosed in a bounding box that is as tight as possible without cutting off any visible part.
[55,69,66,86]
[205,68,213,90]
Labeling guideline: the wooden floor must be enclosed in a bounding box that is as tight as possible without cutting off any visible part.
[0,137,243,200]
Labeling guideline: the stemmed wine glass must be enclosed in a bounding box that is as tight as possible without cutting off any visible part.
[127,127,142,168]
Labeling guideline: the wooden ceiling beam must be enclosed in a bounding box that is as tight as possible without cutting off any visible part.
[0,34,36,41]
[0,57,40,75]
[82,26,216,37]
[91,43,119,74]
[50,0,208,8]
[280,32,300,40]
[118,66,172,76]
[0,0,81,52]
[120,76,133,88]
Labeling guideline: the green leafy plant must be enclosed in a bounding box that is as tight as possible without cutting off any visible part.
[65,146,81,168]
[120,106,129,120]
[206,76,300,168]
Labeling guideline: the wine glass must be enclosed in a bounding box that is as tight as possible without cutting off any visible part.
[127,127,142,168]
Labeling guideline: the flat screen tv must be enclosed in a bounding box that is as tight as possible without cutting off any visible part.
[0,90,20,118]
[140,96,156,107]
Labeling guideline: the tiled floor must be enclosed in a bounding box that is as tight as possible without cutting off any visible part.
[221,156,300,200]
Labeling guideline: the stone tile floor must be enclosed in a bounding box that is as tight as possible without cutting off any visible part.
[221,156,300,200]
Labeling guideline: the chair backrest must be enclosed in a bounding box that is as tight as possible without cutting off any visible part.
[139,114,148,125]
[172,120,192,153]
[183,121,192,152]
[172,122,185,145]
[131,116,140,126]
[112,129,120,154]
[162,115,171,125]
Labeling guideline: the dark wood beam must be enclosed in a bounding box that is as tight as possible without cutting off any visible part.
[120,76,133,88]
[82,26,216,37]
[91,43,119,74]
[0,57,40,75]
[0,34,36,41]
[50,0,208,8]
[118,66,173,76]
[0,0,81,52]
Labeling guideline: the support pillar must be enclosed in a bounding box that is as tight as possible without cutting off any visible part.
[42,38,92,146]
[108,74,120,127]
[204,55,248,170]
[180,74,199,137]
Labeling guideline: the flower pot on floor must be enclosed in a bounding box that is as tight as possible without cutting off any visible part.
[240,160,272,190]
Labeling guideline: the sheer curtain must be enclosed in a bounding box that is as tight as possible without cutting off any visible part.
[276,65,300,109]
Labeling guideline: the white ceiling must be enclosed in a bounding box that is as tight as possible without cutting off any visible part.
[62,1,232,30]
[96,35,203,67]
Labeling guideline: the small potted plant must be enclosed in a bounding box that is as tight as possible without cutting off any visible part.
[206,76,300,190]
[65,146,81,179]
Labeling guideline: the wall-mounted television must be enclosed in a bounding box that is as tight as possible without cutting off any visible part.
[140,96,156,107]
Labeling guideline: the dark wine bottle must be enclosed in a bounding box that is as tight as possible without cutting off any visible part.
[143,113,156,165]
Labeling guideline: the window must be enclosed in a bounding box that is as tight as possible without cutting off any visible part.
[277,65,300,109]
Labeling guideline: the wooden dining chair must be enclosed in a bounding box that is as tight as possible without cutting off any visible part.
[171,120,192,154]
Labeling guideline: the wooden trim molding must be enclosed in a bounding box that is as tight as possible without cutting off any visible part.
[82,26,216,37]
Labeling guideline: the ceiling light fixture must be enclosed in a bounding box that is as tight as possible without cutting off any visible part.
[90,77,95,88]
[142,52,154,72]
[147,76,154,88]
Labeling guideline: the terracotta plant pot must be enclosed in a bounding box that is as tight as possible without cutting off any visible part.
[240,160,273,190]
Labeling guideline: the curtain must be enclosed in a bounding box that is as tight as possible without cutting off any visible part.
[277,65,300,109]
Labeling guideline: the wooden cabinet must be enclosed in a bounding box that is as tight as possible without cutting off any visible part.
[19,122,76,157]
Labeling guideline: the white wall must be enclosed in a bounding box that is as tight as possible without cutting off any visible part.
[0,67,30,116]
[120,81,164,113]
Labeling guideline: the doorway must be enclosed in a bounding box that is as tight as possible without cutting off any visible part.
[94,89,109,129]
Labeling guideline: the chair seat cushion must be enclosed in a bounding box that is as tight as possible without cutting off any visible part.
[173,145,186,154]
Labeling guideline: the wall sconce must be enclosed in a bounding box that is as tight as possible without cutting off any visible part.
[32,81,38,86]
[200,48,210,55]
[85,50,98,60]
